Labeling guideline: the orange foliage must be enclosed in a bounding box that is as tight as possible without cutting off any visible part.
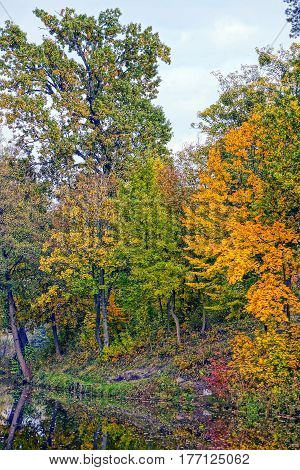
[184,113,299,324]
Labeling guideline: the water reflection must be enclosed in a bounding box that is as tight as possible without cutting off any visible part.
[6,385,31,450]
[0,383,298,450]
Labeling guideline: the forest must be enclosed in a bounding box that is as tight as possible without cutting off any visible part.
[0,1,299,450]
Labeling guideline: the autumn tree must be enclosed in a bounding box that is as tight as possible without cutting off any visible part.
[0,8,171,182]
[185,114,299,327]
[40,173,119,351]
[116,156,187,345]
[185,45,300,327]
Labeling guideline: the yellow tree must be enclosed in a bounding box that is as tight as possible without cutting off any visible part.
[184,115,299,325]
[40,173,119,350]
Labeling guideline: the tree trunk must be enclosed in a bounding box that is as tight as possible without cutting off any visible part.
[94,293,102,351]
[168,290,181,346]
[282,266,292,321]
[7,289,32,383]
[100,269,109,347]
[101,293,109,347]
[51,312,62,357]
[158,296,164,321]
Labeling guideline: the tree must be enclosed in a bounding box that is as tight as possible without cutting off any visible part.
[185,45,300,327]
[116,156,187,345]
[40,173,119,351]
[185,112,299,326]
[183,144,247,324]
[0,8,171,182]
[0,152,48,381]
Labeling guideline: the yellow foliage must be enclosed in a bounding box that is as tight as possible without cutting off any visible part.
[230,325,300,388]
[40,173,120,290]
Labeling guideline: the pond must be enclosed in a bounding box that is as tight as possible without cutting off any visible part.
[0,382,298,450]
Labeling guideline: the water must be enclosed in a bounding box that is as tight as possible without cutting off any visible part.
[0,383,298,450]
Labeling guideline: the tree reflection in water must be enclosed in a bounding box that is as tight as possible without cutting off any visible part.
[0,384,298,450]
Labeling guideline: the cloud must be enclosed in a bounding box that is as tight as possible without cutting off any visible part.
[157,65,219,152]
[159,65,216,102]
[210,16,256,46]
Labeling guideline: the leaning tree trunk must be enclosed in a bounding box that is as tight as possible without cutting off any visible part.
[7,289,32,383]
[94,293,102,351]
[168,290,181,346]
[51,312,62,357]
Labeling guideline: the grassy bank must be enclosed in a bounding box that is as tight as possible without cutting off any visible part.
[30,321,253,403]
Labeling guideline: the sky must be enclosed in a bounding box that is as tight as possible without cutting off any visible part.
[0,0,293,151]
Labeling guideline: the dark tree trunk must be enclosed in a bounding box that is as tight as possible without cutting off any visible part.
[18,325,29,355]
[101,292,109,348]
[168,290,181,346]
[94,293,102,351]
[283,266,291,321]
[6,385,31,449]
[51,312,62,357]
[167,300,170,333]
[7,289,32,383]
[100,269,109,347]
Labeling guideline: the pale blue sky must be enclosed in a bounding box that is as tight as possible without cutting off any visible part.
[0,0,293,151]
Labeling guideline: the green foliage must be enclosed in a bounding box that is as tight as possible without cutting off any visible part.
[0,8,171,181]
[101,331,137,361]
[0,153,48,296]
[115,156,187,332]
[9,357,21,377]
